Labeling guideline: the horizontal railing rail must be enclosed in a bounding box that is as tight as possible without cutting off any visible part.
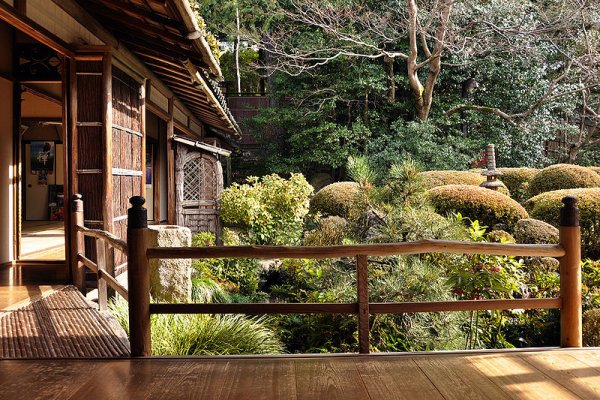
[76,224,128,254]
[146,241,565,260]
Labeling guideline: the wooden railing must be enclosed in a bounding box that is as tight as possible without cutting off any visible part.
[71,194,129,310]
[122,195,583,357]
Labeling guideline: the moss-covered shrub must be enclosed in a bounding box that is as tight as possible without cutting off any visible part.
[310,182,361,218]
[427,185,528,228]
[525,188,600,258]
[583,308,600,347]
[528,164,600,196]
[497,168,539,192]
[420,170,510,196]
[303,216,348,246]
[513,218,559,244]
[486,230,516,243]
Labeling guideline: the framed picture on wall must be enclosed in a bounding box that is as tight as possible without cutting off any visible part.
[30,141,55,173]
[146,143,153,185]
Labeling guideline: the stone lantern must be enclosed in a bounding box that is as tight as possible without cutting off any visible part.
[480,144,504,191]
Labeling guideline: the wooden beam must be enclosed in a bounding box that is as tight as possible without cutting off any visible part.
[146,241,567,260]
[20,84,62,105]
[82,0,182,31]
[0,1,74,57]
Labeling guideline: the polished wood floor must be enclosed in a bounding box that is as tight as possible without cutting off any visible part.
[0,263,68,311]
[1,349,600,399]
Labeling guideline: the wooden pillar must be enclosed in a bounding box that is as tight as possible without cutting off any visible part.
[166,98,175,224]
[356,254,369,354]
[96,238,107,311]
[127,196,151,356]
[560,196,582,348]
[102,52,114,236]
[71,194,85,292]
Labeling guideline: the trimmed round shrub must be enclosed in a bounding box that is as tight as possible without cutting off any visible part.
[513,218,559,244]
[427,184,528,228]
[497,168,539,192]
[303,216,348,246]
[310,182,361,218]
[529,164,600,196]
[420,170,510,196]
[525,188,600,258]
[486,230,516,244]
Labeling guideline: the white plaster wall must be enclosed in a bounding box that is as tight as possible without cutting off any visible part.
[27,0,103,45]
[0,77,14,263]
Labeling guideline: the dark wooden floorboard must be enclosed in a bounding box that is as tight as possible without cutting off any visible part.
[1,350,600,399]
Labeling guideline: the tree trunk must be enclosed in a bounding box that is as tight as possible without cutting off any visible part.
[234,4,242,95]
[384,55,395,103]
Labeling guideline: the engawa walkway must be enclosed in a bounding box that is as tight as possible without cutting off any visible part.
[0,286,129,358]
[1,349,600,399]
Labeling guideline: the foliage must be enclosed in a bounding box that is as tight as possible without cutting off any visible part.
[109,297,283,355]
[427,185,529,229]
[419,170,510,196]
[583,308,600,347]
[497,168,539,202]
[309,182,361,218]
[191,232,261,296]
[268,256,466,353]
[528,164,600,196]
[525,188,600,258]
[583,259,600,311]
[219,173,313,245]
[486,230,516,244]
[303,216,348,246]
[513,218,559,245]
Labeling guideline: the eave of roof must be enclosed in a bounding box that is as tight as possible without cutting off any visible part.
[76,0,240,138]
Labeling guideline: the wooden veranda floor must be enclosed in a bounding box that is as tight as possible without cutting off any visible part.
[1,348,600,399]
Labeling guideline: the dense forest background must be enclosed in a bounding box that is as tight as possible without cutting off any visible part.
[194,0,599,180]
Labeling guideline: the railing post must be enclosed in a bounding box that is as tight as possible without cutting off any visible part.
[71,194,85,292]
[559,196,582,348]
[96,239,107,312]
[127,196,151,356]
[357,254,370,354]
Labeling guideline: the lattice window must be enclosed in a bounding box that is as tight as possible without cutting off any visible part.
[183,158,201,202]
[183,157,218,202]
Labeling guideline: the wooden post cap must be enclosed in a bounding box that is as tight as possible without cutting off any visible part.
[560,196,579,227]
[128,196,147,229]
[72,193,83,212]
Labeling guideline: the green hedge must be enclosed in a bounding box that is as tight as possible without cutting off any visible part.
[497,168,538,200]
[525,188,600,258]
[420,170,510,196]
[513,218,559,244]
[427,184,528,229]
[310,182,361,218]
[528,164,600,196]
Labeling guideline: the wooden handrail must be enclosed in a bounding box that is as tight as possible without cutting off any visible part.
[124,195,583,356]
[76,224,128,254]
[146,240,565,260]
[148,298,561,315]
[77,253,129,301]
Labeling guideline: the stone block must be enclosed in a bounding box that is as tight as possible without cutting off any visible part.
[147,225,192,302]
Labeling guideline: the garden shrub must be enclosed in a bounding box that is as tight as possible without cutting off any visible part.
[583,309,600,347]
[486,230,516,243]
[309,181,361,218]
[419,170,510,196]
[513,218,559,244]
[588,167,600,175]
[219,173,313,245]
[528,164,600,196]
[303,216,348,246]
[497,168,538,202]
[525,188,600,258]
[109,297,283,355]
[427,185,528,229]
